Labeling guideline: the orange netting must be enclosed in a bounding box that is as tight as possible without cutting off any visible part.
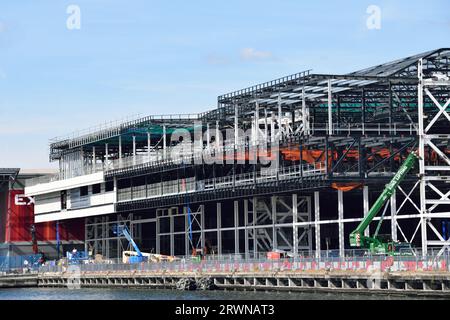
[331,183,364,192]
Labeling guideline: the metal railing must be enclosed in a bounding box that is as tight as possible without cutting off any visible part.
[218,70,312,101]
[311,122,419,136]
[49,113,204,147]
[49,114,143,146]
[116,162,325,203]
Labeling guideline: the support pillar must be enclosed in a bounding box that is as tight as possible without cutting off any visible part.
[418,59,428,257]
[255,101,259,145]
[217,203,222,256]
[184,207,190,256]
[391,191,398,242]
[147,131,151,161]
[264,108,268,140]
[244,199,249,260]
[234,201,239,255]
[328,79,333,135]
[270,112,275,144]
[363,186,370,237]
[163,125,167,160]
[217,202,222,256]
[170,211,174,256]
[206,123,210,149]
[272,196,278,251]
[92,146,96,172]
[251,115,256,146]
[132,135,136,165]
[338,190,345,258]
[314,191,321,258]
[200,205,205,251]
[362,89,366,134]
[156,216,160,254]
[215,120,220,149]
[234,104,239,147]
[253,197,258,258]
[105,143,109,169]
[118,135,122,164]
[278,94,282,138]
[84,218,88,254]
[113,177,118,203]
[302,86,307,135]
[292,194,298,257]
[307,196,312,255]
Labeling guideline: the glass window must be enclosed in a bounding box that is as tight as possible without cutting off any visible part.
[92,183,101,194]
[105,181,114,192]
[80,186,89,196]
[61,191,67,210]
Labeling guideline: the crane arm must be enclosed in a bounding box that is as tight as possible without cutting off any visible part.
[350,151,419,247]
[119,226,143,258]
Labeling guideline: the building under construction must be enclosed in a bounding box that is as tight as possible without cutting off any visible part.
[24,48,450,260]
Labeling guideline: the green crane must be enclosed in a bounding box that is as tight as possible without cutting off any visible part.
[349,151,420,255]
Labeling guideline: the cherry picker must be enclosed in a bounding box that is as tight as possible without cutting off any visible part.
[349,151,420,256]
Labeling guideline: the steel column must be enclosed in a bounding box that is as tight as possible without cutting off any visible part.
[244,199,249,260]
[271,196,277,250]
[234,104,239,147]
[363,186,370,237]
[391,190,398,242]
[253,197,258,258]
[217,202,222,256]
[314,191,321,258]
[147,131,151,160]
[328,79,333,135]
[163,125,167,160]
[234,201,239,255]
[170,210,174,256]
[292,194,298,257]
[338,189,345,258]
[132,135,136,165]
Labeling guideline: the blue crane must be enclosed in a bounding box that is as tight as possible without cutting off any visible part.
[116,225,147,263]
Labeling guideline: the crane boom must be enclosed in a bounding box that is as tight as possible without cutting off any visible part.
[118,225,143,258]
[349,151,419,251]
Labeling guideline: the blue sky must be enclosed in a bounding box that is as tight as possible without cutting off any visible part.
[0,0,448,168]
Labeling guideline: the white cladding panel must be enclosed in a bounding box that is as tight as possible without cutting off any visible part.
[34,192,61,215]
[25,172,104,196]
[35,204,115,223]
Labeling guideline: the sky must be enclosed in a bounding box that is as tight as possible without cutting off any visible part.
[0,0,448,169]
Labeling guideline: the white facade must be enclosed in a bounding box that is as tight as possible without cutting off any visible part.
[26,172,116,223]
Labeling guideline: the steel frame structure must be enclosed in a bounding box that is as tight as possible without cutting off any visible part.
[418,58,450,256]
[34,49,450,259]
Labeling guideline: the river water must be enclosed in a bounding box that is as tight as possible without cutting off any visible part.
[0,288,442,300]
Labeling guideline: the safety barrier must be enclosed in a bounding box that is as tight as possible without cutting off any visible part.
[0,254,43,273]
[39,253,450,274]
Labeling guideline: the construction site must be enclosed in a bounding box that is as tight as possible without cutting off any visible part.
[1,48,450,295]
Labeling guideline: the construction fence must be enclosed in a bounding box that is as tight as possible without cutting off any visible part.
[39,251,450,274]
[0,254,43,273]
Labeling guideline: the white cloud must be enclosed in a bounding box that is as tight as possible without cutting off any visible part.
[240,48,273,61]
[206,53,230,66]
